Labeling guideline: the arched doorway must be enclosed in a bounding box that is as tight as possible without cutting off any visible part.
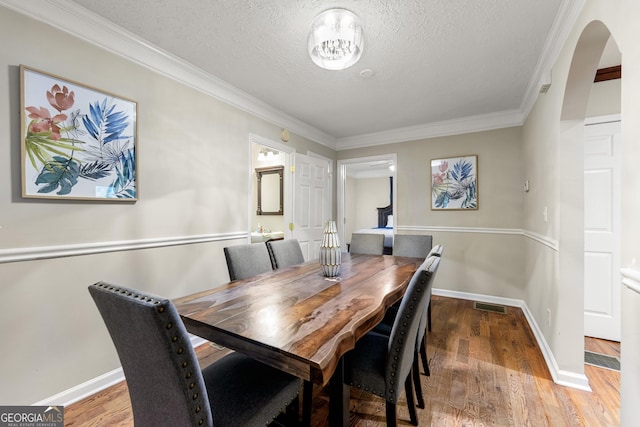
[559,18,621,391]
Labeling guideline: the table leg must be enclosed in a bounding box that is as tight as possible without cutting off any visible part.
[329,357,350,426]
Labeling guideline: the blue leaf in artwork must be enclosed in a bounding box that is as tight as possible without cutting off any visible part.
[80,161,111,181]
[82,98,131,145]
[435,191,450,208]
[35,156,80,195]
[452,159,473,183]
[109,148,136,198]
[462,181,477,208]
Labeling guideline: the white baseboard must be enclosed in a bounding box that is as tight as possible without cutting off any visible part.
[34,336,208,406]
[37,290,592,406]
[33,368,125,407]
[432,288,591,391]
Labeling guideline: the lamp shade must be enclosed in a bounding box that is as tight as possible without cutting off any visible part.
[308,8,364,71]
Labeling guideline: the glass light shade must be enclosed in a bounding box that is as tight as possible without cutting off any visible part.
[308,8,364,71]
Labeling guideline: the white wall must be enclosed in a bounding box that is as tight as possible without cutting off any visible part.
[0,6,332,404]
[586,78,621,117]
[522,0,640,422]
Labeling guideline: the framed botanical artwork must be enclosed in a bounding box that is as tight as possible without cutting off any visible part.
[431,155,478,210]
[20,65,138,201]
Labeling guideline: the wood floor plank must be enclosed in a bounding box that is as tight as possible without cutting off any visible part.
[64,296,619,426]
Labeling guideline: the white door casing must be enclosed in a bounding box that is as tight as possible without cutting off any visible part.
[292,153,331,261]
[337,154,397,249]
[248,134,294,241]
[584,118,621,341]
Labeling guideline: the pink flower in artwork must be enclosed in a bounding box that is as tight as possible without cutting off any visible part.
[47,84,75,112]
[25,106,67,140]
[438,161,448,172]
[432,173,444,185]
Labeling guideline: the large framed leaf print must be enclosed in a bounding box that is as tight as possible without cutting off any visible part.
[20,65,138,201]
[431,155,478,210]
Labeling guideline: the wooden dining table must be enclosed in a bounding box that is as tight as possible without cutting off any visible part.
[173,252,422,426]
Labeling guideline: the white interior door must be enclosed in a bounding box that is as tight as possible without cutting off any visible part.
[292,153,331,261]
[584,119,621,341]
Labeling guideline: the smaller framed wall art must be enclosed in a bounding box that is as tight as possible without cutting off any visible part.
[430,155,478,210]
[20,65,138,201]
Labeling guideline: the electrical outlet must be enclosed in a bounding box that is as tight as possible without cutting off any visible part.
[547,308,551,327]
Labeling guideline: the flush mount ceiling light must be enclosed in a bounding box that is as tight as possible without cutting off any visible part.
[308,8,364,71]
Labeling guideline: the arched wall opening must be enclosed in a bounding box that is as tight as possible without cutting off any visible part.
[557,19,620,388]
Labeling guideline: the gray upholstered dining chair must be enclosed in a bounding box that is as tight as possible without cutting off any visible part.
[223,243,273,281]
[344,256,440,426]
[393,234,433,258]
[349,233,385,255]
[371,251,442,412]
[88,282,302,427]
[266,239,305,269]
[425,244,443,332]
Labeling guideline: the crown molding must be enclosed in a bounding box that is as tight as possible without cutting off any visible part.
[335,0,585,151]
[0,0,584,152]
[0,0,337,150]
[519,0,586,119]
[335,109,524,150]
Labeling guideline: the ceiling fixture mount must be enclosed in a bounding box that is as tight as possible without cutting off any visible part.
[308,8,364,71]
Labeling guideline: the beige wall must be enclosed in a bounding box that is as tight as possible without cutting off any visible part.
[344,176,357,241]
[352,177,389,233]
[0,6,331,404]
[3,0,639,419]
[338,127,526,299]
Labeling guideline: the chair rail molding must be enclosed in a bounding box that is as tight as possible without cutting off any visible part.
[397,226,559,252]
[0,232,247,264]
[621,267,640,295]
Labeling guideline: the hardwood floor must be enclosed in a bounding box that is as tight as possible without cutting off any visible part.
[64,296,620,426]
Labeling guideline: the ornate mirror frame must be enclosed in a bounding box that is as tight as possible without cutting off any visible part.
[256,166,284,215]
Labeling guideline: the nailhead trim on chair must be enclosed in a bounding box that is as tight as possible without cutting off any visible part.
[384,267,432,403]
[91,282,210,426]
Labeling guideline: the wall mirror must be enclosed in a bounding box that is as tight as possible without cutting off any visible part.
[256,166,284,215]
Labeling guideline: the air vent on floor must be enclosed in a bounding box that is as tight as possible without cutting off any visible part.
[584,351,620,371]
[473,301,506,314]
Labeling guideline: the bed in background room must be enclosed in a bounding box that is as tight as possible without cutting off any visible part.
[353,203,394,254]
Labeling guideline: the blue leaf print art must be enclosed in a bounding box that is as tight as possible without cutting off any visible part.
[20,66,138,201]
[431,156,478,209]
[21,66,137,200]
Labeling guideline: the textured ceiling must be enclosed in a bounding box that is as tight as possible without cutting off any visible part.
[61,0,566,147]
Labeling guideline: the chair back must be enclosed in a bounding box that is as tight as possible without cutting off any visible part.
[393,234,433,258]
[224,243,273,281]
[266,239,305,269]
[428,244,443,257]
[416,254,442,349]
[385,256,440,402]
[88,282,213,427]
[350,233,385,255]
